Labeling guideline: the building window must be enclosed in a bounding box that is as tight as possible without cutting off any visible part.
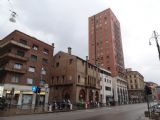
[28,66,35,72]
[69,59,73,64]
[27,78,33,84]
[32,44,38,50]
[107,67,110,70]
[56,62,59,67]
[14,63,22,69]
[131,85,133,89]
[135,85,138,89]
[19,39,27,45]
[42,58,48,64]
[56,76,59,83]
[16,50,25,57]
[31,55,37,61]
[51,77,54,84]
[41,68,46,75]
[135,79,137,83]
[11,73,20,83]
[105,86,111,91]
[43,48,49,54]
[62,75,65,83]
[78,75,80,83]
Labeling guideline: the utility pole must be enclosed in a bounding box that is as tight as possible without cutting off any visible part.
[150,31,160,60]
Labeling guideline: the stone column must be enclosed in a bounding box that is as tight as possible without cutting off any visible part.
[17,92,23,106]
[44,87,49,111]
[32,93,36,109]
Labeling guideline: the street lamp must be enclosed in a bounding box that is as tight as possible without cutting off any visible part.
[149,31,160,60]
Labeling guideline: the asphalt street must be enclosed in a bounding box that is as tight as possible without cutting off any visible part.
[0,103,149,120]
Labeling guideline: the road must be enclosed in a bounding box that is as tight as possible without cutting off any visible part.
[1,103,149,120]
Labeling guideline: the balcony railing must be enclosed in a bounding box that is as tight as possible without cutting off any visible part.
[0,40,30,50]
[51,81,73,86]
[1,63,26,74]
[0,53,28,61]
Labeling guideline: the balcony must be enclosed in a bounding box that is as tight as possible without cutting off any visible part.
[84,83,97,88]
[0,40,30,50]
[0,63,26,74]
[51,81,73,86]
[0,53,28,61]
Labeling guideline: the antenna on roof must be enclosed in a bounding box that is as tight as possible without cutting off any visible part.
[9,10,17,23]
[8,0,17,23]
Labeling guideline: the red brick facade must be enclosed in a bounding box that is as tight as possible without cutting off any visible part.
[89,8,125,77]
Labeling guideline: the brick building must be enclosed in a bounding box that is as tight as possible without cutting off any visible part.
[49,48,101,105]
[0,30,54,108]
[88,8,125,77]
[88,8,128,105]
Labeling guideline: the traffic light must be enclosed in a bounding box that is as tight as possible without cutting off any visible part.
[145,85,152,95]
[37,87,41,93]
[32,86,41,93]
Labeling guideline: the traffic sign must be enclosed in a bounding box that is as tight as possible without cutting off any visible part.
[32,86,37,92]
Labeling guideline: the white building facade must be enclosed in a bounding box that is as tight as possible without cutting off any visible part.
[100,68,113,106]
[113,76,128,105]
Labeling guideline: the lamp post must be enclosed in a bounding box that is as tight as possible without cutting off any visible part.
[34,67,45,112]
[149,31,160,60]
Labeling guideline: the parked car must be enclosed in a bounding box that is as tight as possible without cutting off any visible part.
[151,104,160,113]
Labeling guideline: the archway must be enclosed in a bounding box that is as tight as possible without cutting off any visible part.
[89,90,93,102]
[62,88,71,100]
[95,91,99,102]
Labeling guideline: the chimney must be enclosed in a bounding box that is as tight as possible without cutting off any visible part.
[68,47,72,55]
[52,43,54,48]
[86,56,88,62]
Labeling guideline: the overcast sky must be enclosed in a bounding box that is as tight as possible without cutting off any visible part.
[0,0,160,85]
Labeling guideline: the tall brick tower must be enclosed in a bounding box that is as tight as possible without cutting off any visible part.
[89,8,125,77]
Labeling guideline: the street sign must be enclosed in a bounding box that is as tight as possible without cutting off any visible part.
[32,86,37,92]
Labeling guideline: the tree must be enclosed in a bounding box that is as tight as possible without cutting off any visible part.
[0,97,8,110]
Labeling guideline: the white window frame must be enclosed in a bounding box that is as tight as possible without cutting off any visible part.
[27,78,33,84]
[14,63,22,69]
[28,66,35,72]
